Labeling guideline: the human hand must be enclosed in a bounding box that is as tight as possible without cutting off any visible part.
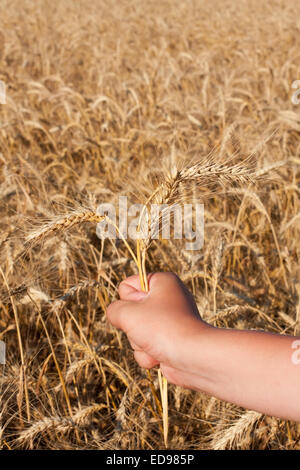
[107,272,213,389]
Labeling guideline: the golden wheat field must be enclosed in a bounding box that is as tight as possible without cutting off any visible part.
[0,0,300,450]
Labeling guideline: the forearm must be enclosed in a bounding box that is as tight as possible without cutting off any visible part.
[190,326,300,421]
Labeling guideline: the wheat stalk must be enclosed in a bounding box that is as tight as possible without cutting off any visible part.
[21,159,255,449]
[132,157,256,448]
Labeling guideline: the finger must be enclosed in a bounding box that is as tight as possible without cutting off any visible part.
[148,271,180,292]
[119,272,180,300]
[106,299,128,330]
[106,298,144,333]
[148,272,199,317]
[119,280,148,301]
[118,273,155,300]
[118,275,142,299]
[133,350,159,369]
[127,337,143,351]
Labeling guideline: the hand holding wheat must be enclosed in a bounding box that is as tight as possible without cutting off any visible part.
[107,272,213,446]
[107,272,300,425]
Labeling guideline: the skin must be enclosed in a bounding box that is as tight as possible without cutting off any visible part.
[107,272,300,422]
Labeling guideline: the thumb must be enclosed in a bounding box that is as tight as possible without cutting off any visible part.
[118,274,150,301]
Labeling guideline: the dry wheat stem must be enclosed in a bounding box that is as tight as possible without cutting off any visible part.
[0,267,31,424]
[136,216,169,448]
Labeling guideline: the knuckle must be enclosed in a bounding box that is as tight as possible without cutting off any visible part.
[134,351,152,369]
[118,279,128,291]
[161,271,180,285]
[151,271,173,281]
[119,274,139,287]
[106,300,123,323]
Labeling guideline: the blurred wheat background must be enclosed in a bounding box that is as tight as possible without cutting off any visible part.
[0,0,300,450]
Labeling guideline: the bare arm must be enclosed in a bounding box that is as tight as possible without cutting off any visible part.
[182,326,300,422]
